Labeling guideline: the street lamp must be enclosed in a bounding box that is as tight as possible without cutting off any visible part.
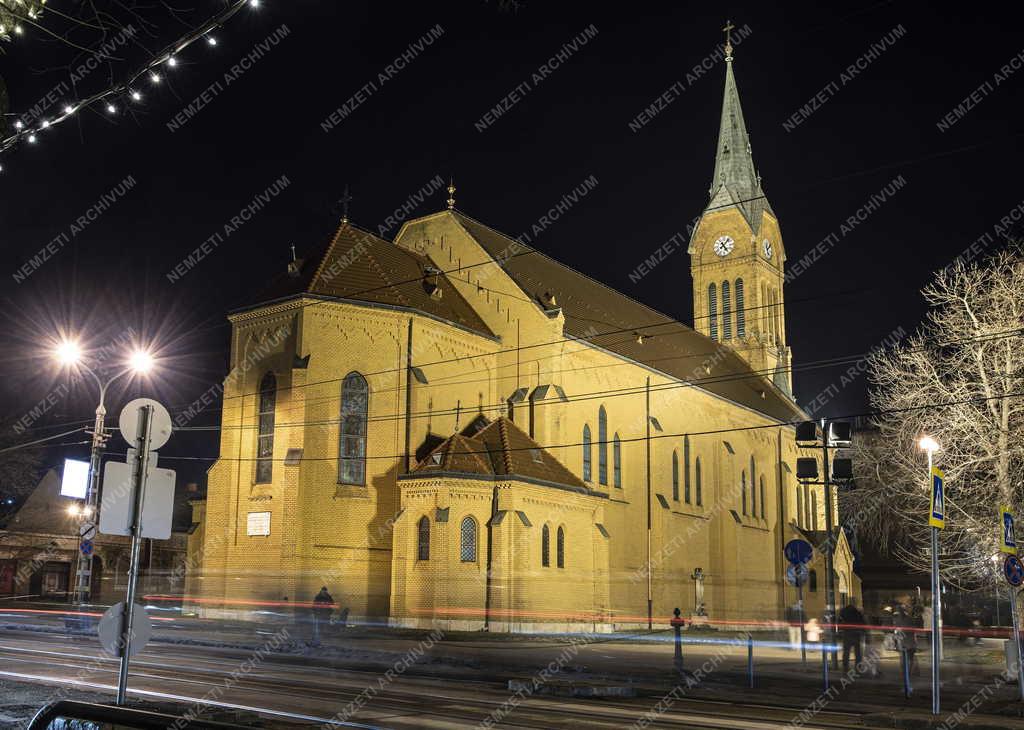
[918,435,941,713]
[54,338,155,604]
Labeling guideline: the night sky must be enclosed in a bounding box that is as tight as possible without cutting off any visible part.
[1,1,1022,485]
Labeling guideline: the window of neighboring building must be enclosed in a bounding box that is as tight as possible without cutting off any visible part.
[417,516,430,561]
[460,516,477,562]
[672,451,680,501]
[556,526,565,569]
[582,424,592,482]
[683,436,691,504]
[735,278,745,337]
[721,280,732,340]
[598,406,608,486]
[613,434,622,488]
[541,524,551,567]
[255,372,276,484]
[339,371,369,485]
[708,284,718,340]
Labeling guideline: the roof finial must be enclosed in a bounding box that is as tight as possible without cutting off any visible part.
[722,19,735,62]
[290,243,297,262]
[338,185,353,223]
[447,179,456,210]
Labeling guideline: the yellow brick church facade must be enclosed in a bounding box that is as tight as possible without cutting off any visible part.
[187,47,859,631]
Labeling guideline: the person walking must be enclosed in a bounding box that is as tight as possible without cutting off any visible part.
[311,586,335,646]
[785,602,803,649]
[837,599,866,672]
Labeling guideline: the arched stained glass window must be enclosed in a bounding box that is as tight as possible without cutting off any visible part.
[735,279,745,337]
[255,372,276,484]
[460,517,477,562]
[721,281,732,340]
[582,424,592,482]
[613,434,622,488]
[340,372,369,485]
[556,526,565,569]
[417,516,430,561]
[598,406,608,486]
[708,284,718,340]
[542,524,551,567]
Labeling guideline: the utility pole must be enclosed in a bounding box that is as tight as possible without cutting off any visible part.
[821,419,838,670]
[646,377,653,631]
[72,402,108,604]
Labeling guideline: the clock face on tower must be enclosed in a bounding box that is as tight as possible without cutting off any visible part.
[713,235,734,257]
[762,239,773,260]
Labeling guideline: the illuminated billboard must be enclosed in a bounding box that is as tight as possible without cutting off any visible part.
[60,458,90,499]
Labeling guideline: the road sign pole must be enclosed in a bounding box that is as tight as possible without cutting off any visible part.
[1011,587,1024,702]
[798,581,806,664]
[116,404,154,706]
[927,449,942,716]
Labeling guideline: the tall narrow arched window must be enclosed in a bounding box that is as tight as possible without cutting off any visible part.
[759,476,766,519]
[708,283,719,340]
[695,457,703,506]
[749,456,756,516]
[721,280,732,340]
[735,279,745,337]
[460,516,477,562]
[613,434,622,488]
[796,485,804,526]
[417,516,430,561]
[811,490,819,531]
[340,372,369,485]
[741,470,747,515]
[556,526,565,568]
[683,436,691,504]
[809,569,818,592]
[582,424,592,482]
[541,524,551,567]
[598,406,608,486]
[255,372,276,483]
[672,451,680,501]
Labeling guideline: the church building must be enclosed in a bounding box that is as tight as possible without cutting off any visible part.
[187,39,860,631]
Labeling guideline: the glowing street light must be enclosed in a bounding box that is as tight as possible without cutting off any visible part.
[130,349,155,374]
[918,435,940,454]
[55,340,82,366]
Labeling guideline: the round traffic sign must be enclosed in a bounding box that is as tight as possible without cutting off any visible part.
[786,563,809,586]
[1005,555,1024,587]
[98,602,152,657]
[784,539,814,565]
[118,398,172,450]
[79,539,93,556]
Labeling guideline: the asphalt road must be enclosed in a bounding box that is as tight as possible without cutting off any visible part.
[0,629,866,729]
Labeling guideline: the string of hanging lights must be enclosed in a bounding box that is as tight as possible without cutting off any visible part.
[0,0,264,169]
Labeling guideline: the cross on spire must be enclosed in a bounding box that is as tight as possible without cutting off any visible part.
[447,179,456,210]
[722,19,735,61]
[337,185,353,222]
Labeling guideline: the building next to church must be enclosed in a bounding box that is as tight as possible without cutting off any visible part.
[187,39,860,631]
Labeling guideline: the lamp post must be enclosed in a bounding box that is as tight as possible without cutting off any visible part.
[55,340,154,605]
[918,435,941,715]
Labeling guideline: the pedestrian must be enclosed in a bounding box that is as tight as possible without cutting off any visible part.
[894,604,919,676]
[837,598,866,672]
[311,586,335,646]
[785,601,803,649]
[804,616,822,644]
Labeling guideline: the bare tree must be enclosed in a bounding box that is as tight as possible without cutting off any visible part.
[847,246,1024,588]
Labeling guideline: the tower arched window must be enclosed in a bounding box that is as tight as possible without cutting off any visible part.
[598,406,608,486]
[255,372,276,484]
[708,283,719,341]
[796,485,804,526]
[721,281,732,340]
[735,278,745,337]
[683,436,691,504]
[672,450,680,501]
[759,476,766,519]
[417,516,430,561]
[541,524,551,567]
[811,490,819,531]
[556,526,565,569]
[340,372,369,485]
[460,516,477,562]
[613,434,622,488]
[582,424,592,482]
[749,456,756,516]
[695,457,703,506]
[741,469,747,515]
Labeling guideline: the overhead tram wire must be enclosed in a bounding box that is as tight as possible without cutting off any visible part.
[122,390,1024,463]
[168,327,1024,426]
[0,427,87,455]
[172,328,1024,432]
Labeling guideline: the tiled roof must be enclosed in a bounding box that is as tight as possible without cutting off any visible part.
[450,212,800,422]
[238,220,496,339]
[411,416,589,492]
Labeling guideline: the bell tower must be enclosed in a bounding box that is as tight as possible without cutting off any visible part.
[688,24,792,395]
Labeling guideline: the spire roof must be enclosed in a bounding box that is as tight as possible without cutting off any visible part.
[707,49,773,230]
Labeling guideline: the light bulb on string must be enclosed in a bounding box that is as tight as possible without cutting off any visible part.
[40,120,49,128]
[63,105,75,115]
[14,121,23,130]
[28,134,37,144]
[131,90,142,102]
[250,0,260,7]
[13,25,23,35]
[167,56,178,67]
[106,102,117,114]
[206,35,217,46]
[150,72,162,84]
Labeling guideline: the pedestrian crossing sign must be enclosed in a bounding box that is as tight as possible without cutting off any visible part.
[1000,506,1016,555]
[929,467,945,529]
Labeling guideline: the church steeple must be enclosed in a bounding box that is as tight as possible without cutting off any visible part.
[706,27,772,232]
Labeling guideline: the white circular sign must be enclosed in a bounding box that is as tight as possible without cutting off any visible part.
[119,398,172,450]
[98,602,152,657]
